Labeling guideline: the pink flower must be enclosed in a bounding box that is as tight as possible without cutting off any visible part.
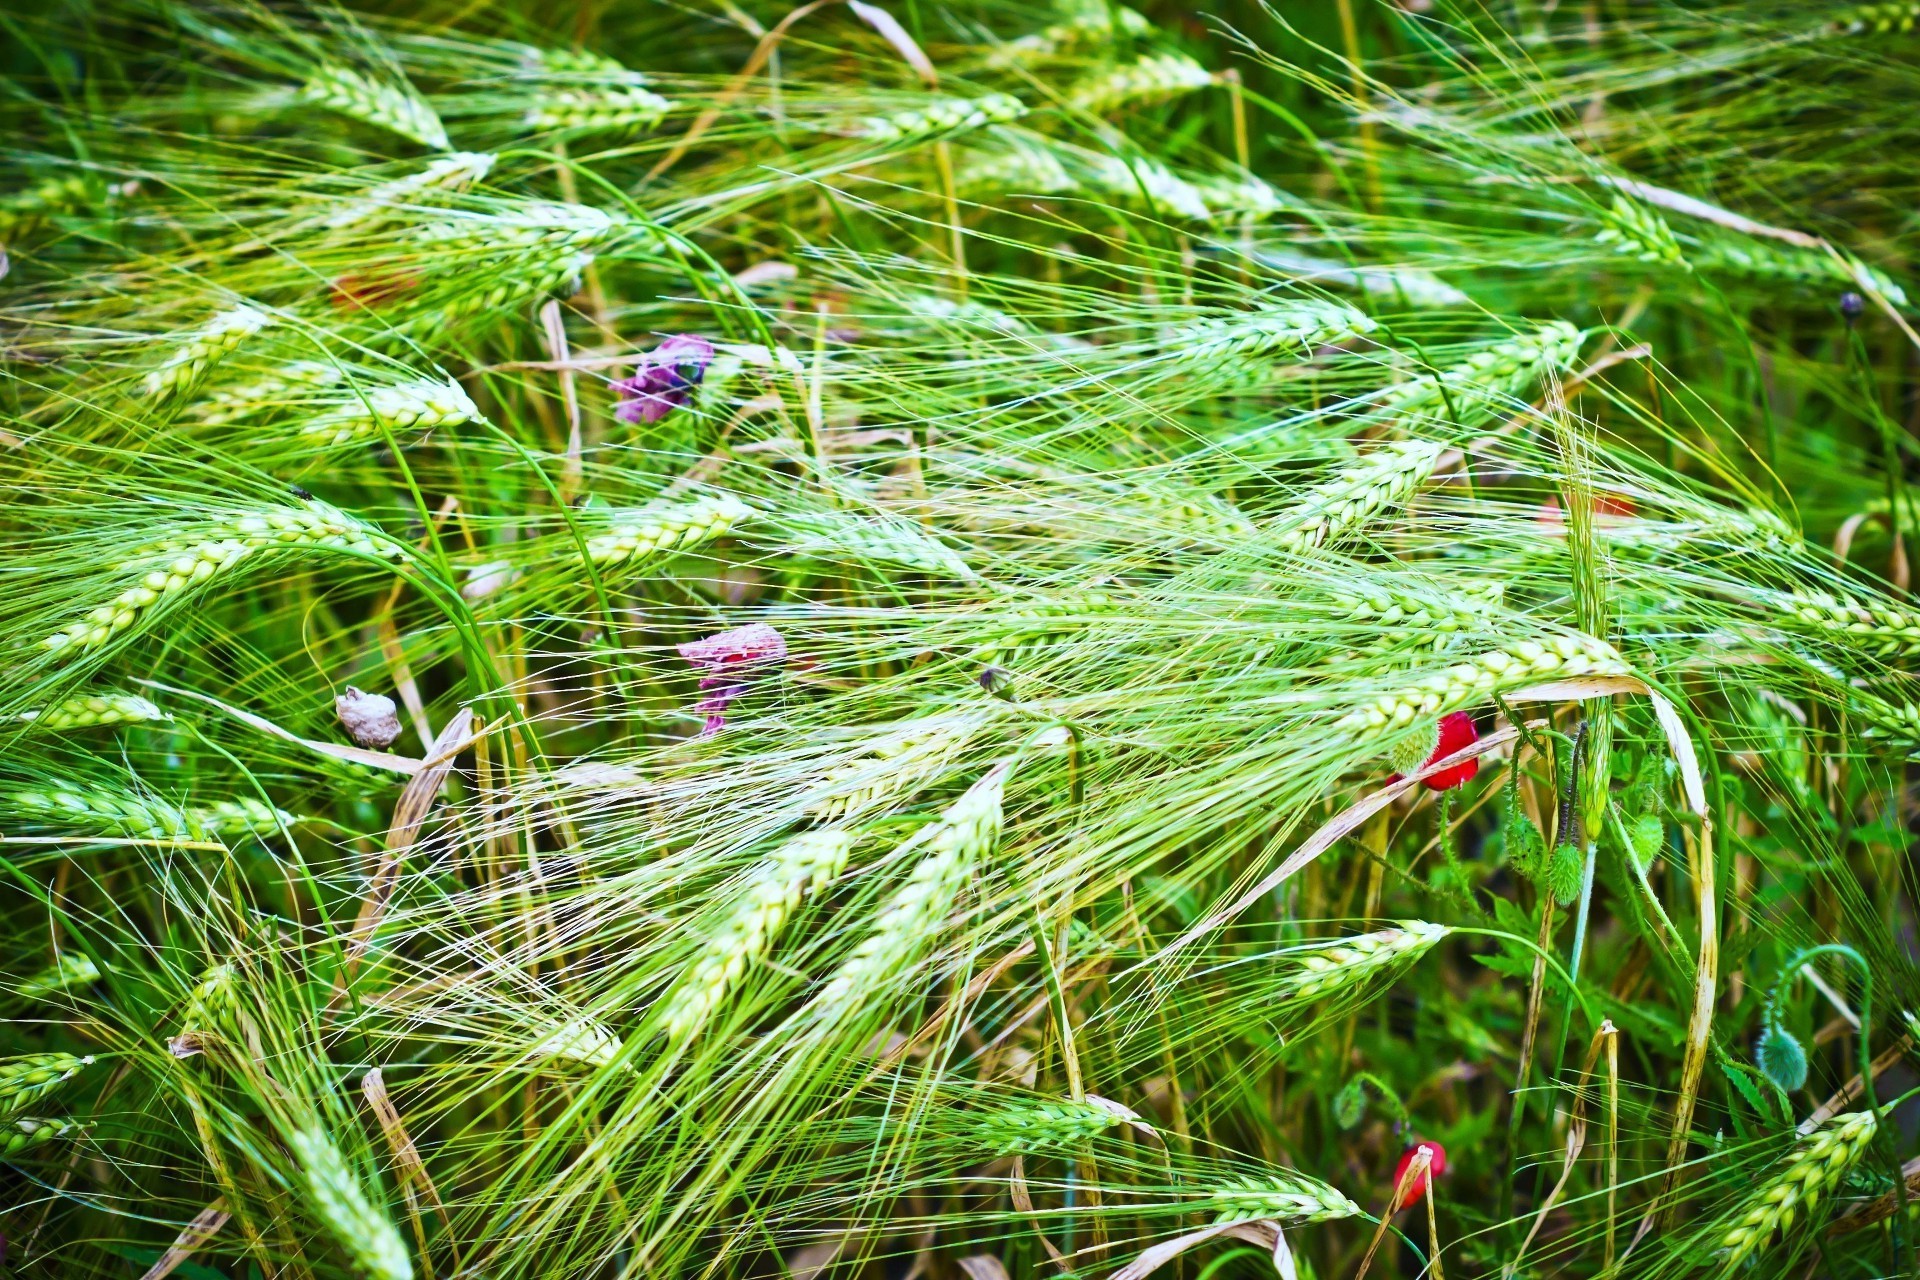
[614,334,715,424]
[677,623,786,735]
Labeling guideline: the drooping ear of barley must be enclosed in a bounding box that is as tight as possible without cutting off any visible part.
[1167,300,1377,370]
[1203,1173,1362,1224]
[16,952,102,1001]
[1337,634,1628,735]
[1273,439,1445,552]
[1775,588,1920,658]
[1846,691,1920,757]
[1066,53,1213,112]
[0,1053,94,1120]
[971,1097,1135,1155]
[1329,579,1502,650]
[169,962,239,1057]
[285,1124,415,1280]
[9,784,295,841]
[41,498,400,653]
[1375,321,1587,423]
[765,511,978,581]
[1079,152,1214,220]
[2,1117,86,1157]
[1279,922,1451,1001]
[656,828,854,1044]
[301,65,449,151]
[1594,195,1689,267]
[860,94,1027,143]
[142,305,273,399]
[531,1016,627,1069]
[953,139,1076,195]
[810,762,1009,1015]
[404,201,645,324]
[301,377,485,446]
[1716,1110,1877,1272]
[971,590,1119,667]
[527,86,672,133]
[192,361,343,425]
[322,152,496,231]
[18,693,170,730]
[584,493,758,567]
[802,723,975,824]
[1831,2,1920,34]
[985,0,1154,64]
[1697,238,1908,307]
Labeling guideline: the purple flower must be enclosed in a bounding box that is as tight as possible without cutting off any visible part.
[614,334,715,424]
[677,623,787,735]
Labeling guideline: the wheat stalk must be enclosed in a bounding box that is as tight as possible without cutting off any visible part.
[323,152,496,231]
[1375,322,1587,422]
[860,94,1027,143]
[584,493,758,567]
[528,87,672,132]
[802,724,974,824]
[2,1117,85,1157]
[1594,195,1688,267]
[1203,1173,1361,1225]
[1279,922,1452,1000]
[192,361,343,425]
[972,1098,1133,1155]
[1337,635,1628,734]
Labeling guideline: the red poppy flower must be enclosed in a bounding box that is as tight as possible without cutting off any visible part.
[1419,712,1480,791]
[1392,1140,1447,1209]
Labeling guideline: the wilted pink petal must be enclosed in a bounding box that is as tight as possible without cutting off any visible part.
[614,333,715,424]
[678,623,786,734]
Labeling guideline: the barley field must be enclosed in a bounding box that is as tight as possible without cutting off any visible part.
[2,2,1918,1278]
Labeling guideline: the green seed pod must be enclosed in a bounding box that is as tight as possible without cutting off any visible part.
[1505,811,1546,880]
[1547,842,1583,906]
[1756,1023,1810,1093]
[1628,813,1664,870]
[1332,1077,1368,1129]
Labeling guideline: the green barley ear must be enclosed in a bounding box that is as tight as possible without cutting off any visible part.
[16,952,101,1002]
[1280,922,1451,1001]
[1754,1022,1809,1093]
[1377,321,1587,424]
[2,1117,86,1157]
[8,784,295,841]
[527,85,671,133]
[169,962,238,1057]
[531,1016,626,1069]
[1066,53,1214,112]
[1717,1110,1876,1271]
[322,152,495,232]
[286,1125,414,1280]
[1339,635,1628,737]
[1831,3,1920,35]
[300,377,485,446]
[802,723,974,824]
[1274,440,1444,552]
[764,511,977,581]
[811,761,1011,1014]
[584,494,758,568]
[859,94,1027,144]
[972,1097,1135,1155]
[1546,841,1583,907]
[301,65,449,150]
[1168,300,1377,373]
[656,828,854,1045]
[18,692,169,730]
[1594,195,1689,268]
[1203,1173,1361,1225]
[0,1053,94,1120]
[142,305,272,400]
[40,497,400,653]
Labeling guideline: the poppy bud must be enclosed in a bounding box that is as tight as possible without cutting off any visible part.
[1392,1140,1447,1209]
[1839,291,1865,321]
